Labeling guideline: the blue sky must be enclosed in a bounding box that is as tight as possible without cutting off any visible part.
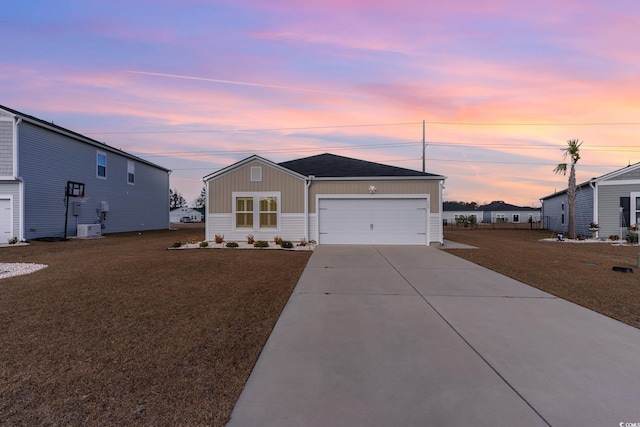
[3,0,640,205]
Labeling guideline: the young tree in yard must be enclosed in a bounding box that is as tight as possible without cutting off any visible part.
[169,188,187,209]
[554,139,582,239]
[194,185,206,210]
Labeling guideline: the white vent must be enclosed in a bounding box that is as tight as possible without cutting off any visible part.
[251,166,262,182]
[77,224,102,238]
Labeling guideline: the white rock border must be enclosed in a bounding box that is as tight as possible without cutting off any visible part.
[0,263,48,280]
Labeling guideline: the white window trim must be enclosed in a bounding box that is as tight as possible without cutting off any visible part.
[632,192,640,228]
[97,151,107,179]
[127,160,135,185]
[232,191,281,231]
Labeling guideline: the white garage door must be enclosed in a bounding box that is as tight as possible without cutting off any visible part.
[318,197,428,245]
[0,199,12,243]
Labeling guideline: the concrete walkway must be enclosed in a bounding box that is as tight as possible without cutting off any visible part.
[227,245,640,427]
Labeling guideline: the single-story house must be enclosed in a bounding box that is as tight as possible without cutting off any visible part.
[0,104,171,242]
[203,153,446,245]
[478,201,541,224]
[540,162,640,239]
[442,202,480,225]
[170,207,203,223]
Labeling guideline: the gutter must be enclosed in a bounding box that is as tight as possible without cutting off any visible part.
[304,175,314,242]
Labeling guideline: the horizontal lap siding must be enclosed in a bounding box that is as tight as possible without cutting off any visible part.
[19,123,169,239]
[599,183,640,238]
[207,213,305,242]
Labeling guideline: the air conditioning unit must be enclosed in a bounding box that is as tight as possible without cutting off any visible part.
[77,224,102,238]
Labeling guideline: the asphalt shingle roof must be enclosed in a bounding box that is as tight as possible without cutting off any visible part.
[279,153,441,178]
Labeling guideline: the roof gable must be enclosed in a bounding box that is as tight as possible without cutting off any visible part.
[478,201,540,212]
[278,153,443,178]
[203,155,306,181]
[443,202,477,212]
[595,161,640,182]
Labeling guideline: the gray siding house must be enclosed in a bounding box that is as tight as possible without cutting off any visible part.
[0,105,171,242]
[478,201,541,224]
[540,162,640,239]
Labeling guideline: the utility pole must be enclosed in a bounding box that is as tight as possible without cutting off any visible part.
[422,120,426,172]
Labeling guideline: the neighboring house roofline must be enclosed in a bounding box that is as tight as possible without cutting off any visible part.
[0,104,171,172]
[203,154,307,182]
[539,181,594,201]
[593,161,640,183]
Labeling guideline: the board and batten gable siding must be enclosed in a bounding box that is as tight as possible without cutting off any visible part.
[598,183,640,238]
[0,118,14,177]
[307,180,441,213]
[208,160,305,214]
[18,121,169,239]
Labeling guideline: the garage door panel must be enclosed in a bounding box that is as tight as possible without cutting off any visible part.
[318,198,428,245]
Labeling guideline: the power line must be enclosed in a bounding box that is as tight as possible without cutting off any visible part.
[82,119,640,135]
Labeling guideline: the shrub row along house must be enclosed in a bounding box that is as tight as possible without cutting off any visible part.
[540,162,640,239]
[443,201,541,226]
[203,153,446,245]
[0,105,170,242]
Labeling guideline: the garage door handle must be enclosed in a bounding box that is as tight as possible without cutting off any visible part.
[370,224,373,230]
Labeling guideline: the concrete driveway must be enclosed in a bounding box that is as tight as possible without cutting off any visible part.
[227,245,640,427]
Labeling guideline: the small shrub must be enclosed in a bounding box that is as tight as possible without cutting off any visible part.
[172,241,181,248]
[8,236,19,245]
[627,233,638,244]
[226,241,239,248]
[246,234,255,244]
[281,240,293,249]
[254,240,269,248]
[189,236,198,244]
[298,237,307,247]
[214,233,224,243]
[199,241,209,248]
[274,236,283,245]
[609,235,619,241]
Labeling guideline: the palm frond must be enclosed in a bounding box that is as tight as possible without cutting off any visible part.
[554,163,567,175]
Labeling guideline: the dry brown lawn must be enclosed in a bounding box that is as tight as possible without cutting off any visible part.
[444,229,640,329]
[2,225,639,426]
[0,223,311,426]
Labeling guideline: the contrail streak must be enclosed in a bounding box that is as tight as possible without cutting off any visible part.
[125,70,355,96]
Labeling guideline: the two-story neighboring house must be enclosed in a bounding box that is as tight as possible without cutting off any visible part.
[0,105,171,242]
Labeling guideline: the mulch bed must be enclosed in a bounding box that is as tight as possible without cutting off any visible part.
[0,223,311,426]
[444,229,640,329]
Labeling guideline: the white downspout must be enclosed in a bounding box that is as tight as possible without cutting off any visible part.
[15,117,24,241]
[304,176,313,242]
[589,179,598,225]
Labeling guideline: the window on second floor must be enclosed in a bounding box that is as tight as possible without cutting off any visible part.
[127,161,135,185]
[97,152,107,178]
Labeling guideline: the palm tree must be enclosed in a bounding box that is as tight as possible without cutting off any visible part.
[554,139,582,239]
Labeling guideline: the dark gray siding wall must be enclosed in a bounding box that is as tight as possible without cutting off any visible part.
[0,119,13,176]
[598,183,640,239]
[542,186,593,235]
[18,122,169,239]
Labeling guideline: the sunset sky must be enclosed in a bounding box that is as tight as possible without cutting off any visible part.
[3,0,640,206]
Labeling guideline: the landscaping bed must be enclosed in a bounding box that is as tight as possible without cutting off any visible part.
[444,229,640,329]
[0,223,311,426]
